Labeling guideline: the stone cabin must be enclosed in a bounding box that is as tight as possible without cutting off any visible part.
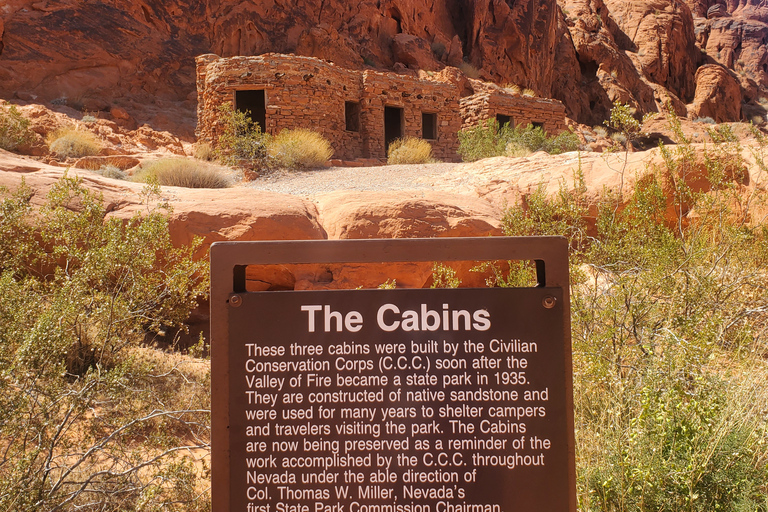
[196,53,567,162]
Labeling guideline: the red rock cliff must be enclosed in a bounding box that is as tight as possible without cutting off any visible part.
[1,0,765,132]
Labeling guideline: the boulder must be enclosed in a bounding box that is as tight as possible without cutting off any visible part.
[391,33,439,71]
[707,4,729,18]
[688,64,742,121]
[315,190,503,240]
[296,24,365,70]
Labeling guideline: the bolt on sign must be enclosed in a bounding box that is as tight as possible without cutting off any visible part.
[210,237,576,512]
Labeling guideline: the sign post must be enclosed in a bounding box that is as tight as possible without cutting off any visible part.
[211,237,576,512]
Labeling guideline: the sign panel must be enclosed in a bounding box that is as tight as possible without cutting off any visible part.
[211,238,576,512]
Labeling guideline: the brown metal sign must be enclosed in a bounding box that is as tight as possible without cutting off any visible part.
[210,237,576,512]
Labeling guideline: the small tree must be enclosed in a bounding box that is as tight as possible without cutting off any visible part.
[0,176,211,511]
[604,100,643,151]
[0,104,34,151]
[214,103,271,168]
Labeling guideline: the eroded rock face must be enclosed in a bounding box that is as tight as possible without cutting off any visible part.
[0,152,504,288]
[695,16,768,90]
[316,190,503,239]
[605,0,699,102]
[0,0,764,133]
[688,64,743,121]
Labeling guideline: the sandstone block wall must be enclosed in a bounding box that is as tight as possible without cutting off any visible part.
[196,54,366,160]
[460,80,568,134]
[359,72,461,161]
[196,54,567,162]
[196,54,462,161]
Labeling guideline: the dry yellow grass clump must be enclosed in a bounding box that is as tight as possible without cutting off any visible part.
[134,158,234,188]
[268,128,333,169]
[47,126,102,158]
[387,136,435,164]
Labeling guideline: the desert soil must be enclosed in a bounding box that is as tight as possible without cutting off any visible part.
[246,162,462,196]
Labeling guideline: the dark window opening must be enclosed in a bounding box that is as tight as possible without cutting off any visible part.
[384,106,404,152]
[422,112,437,140]
[763,63,767,73]
[345,102,361,132]
[235,89,266,132]
[532,122,544,130]
[496,114,512,128]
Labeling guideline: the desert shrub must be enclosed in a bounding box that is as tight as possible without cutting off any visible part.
[135,158,233,188]
[215,102,272,168]
[47,126,101,158]
[431,41,446,58]
[194,141,215,161]
[593,125,608,138]
[0,104,34,151]
[522,88,536,97]
[543,130,580,154]
[458,119,514,161]
[81,114,98,123]
[430,262,461,288]
[461,121,580,161]
[610,131,628,145]
[503,84,521,95]
[458,61,481,79]
[387,136,435,164]
[268,128,333,169]
[0,176,210,511]
[604,100,646,150]
[505,124,548,155]
[506,125,579,157]
[494,123,768,511]
[96,163,127,180]
[695,116,716,124]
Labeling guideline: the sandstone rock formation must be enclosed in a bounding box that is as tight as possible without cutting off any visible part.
[0,0,765,137]
[688,64,743,121]
[1,131,766,289]
[5,101,187,159]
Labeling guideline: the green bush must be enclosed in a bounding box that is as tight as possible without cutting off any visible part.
[459,120,580,161]
[387,136,435,164]
[0,104,34,151]
[47,126,102,158]
[268,128,333,169]
[495,123,768,511]
[0,176,210,511]
[135,158,233,188]
[458,119,513,161]
[542,129,580,154]
[214,102,272,168]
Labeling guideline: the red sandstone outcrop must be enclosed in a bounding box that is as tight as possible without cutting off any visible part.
[2,134,767,288]
[604,0,699,102]
[315,190,502,239]
[694,15,768,90]
[688,64,743,121]
[5,101,187,159]
[0,0,765,135]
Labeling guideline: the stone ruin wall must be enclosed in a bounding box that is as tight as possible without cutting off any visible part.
[460,79,568,134]
[197,54,568,162]
[360,72,461,161]
[196,54,365,161]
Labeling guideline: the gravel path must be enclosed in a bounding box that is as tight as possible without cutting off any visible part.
[245,162,462,196]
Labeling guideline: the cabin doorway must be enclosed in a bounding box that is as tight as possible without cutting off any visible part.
[235,90,266,132]
[384,106,404,153]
